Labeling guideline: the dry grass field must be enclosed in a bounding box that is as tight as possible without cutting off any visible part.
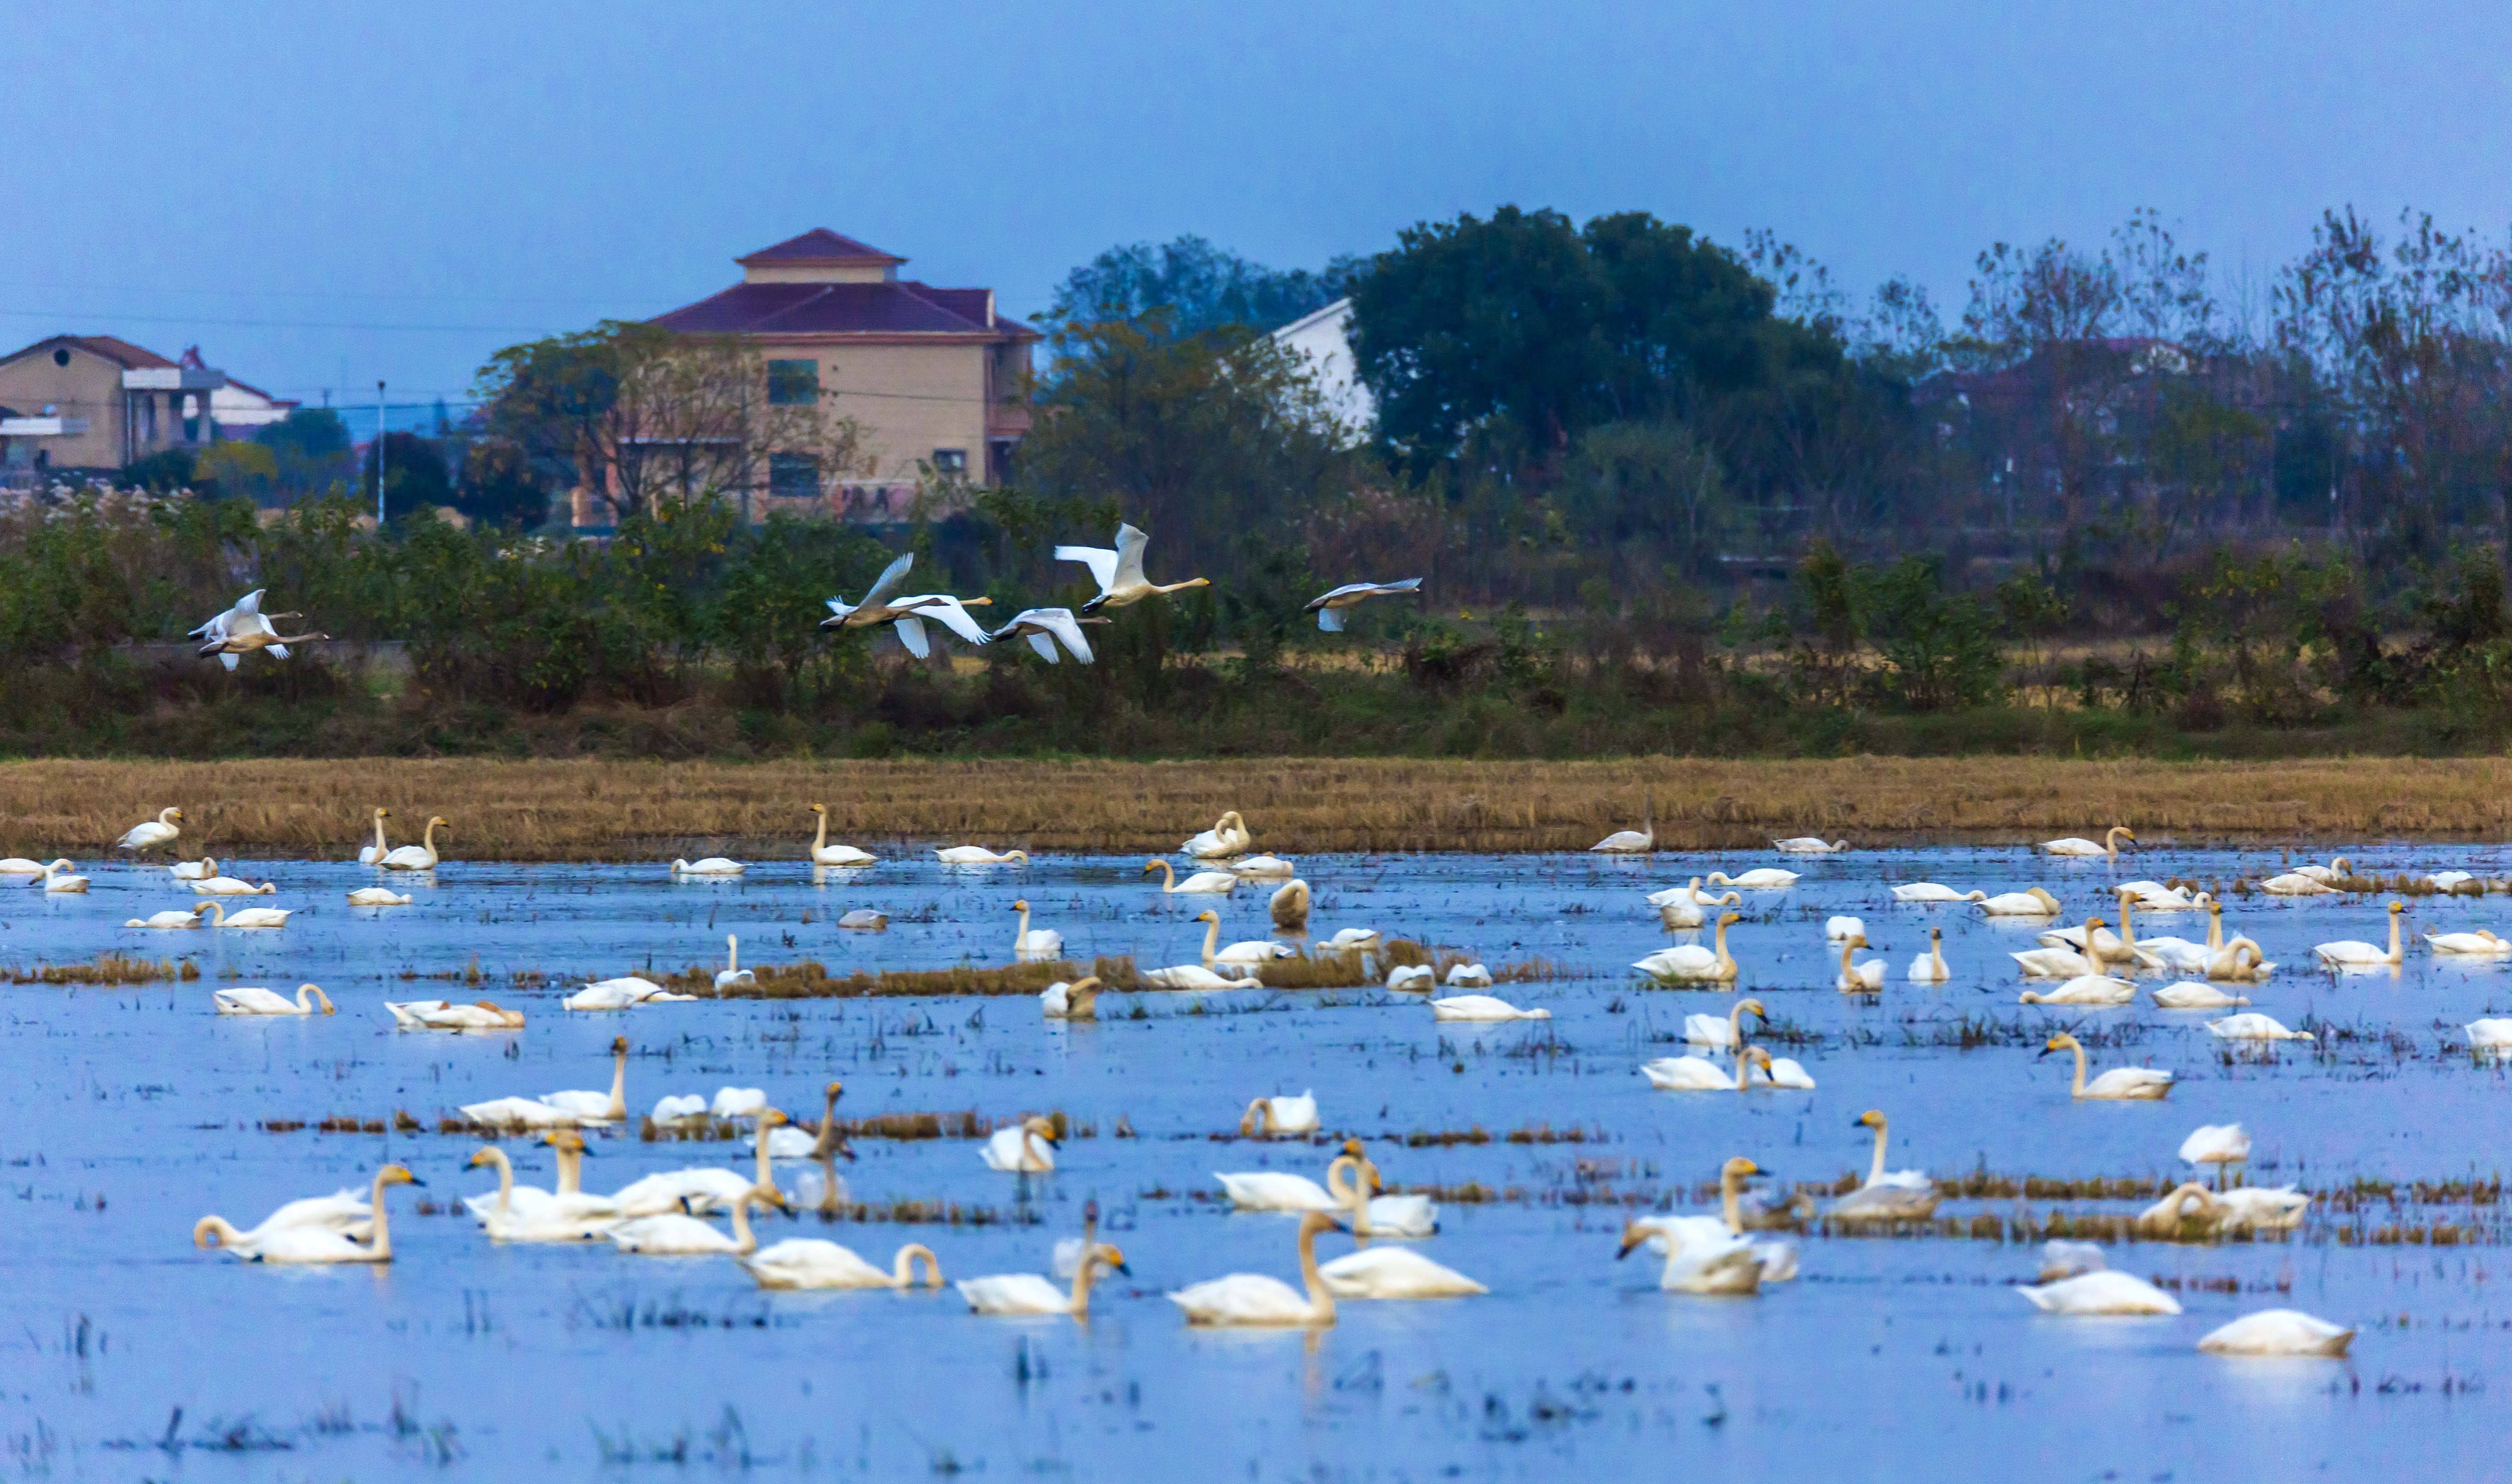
[3,755,2510,859]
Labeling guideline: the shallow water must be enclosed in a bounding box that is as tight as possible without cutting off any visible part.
[3,842,2508,1479]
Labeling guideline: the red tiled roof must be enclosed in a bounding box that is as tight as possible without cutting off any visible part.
[652,280,1037,339]
[0,333,178,370]
[737,228,905,266]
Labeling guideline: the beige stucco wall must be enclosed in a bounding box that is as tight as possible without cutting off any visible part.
[0,344,135,467]
[748,337,994,486]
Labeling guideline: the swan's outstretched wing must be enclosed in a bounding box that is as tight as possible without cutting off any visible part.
[861,552,915,608]
[266,644,290,660]
[1054,544,1119,594]
[235,589,264,617]
[904,596,993,646]
[891,614,931,658]
[1027,633,1060,663]
[1112,524,1150,589]
[1303,582,1371,611]
[1317,606,1343,632]
[219,652,241,671]
[1032,608,1094,664]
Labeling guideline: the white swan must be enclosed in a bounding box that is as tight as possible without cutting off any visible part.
[962,1241,1127,1316]
[1040,976,1102,1020]
[1907,927,1950,982]
[805,803,876,867]
[2260,872,2337,896]
[651,1093,708,1122]
[1746,1048,1818,1089]
[1322,927,1382,952]
[194,1187,373,1255]
[1384,964,1436,991]
[610,1185,778,1255]
[39,860,89,894]
[563,976,697,1010]
[2205,938,2277,982]
[2425,869,2479,890]
[1633,912,1741,983]
[1835,935,1885,993]
[746,1239,943,1291]
[189,872,275,896]
[1590,811,1654,854]
[2208,1012,2313,1041]
[937,845,1029,865]
[2018,973,2138,1006]
[671,856,744,876]
[0,854,48,874]
[1057,521,1210,613]
[2043,825,2134,857]
[2018,1271,2183,1315]
[752,1083,848,1159]
[1232,855,1296,878]
[1828,1110,1941,1222]
[1614,1158,1768,1295]
[979,1116,1059,1173]
[716,934,756,992]
[201,1165,417,1264]
[1641,1043,1771,1093]
[1269,878,1311,928]
[346,887,412,906]
[2112,879,2195,909]
[2179,1123,2251,1177]
[461,1037,628,1125]
[1169,1210,1341,1326]
[1429,993,1549,1021]
[379,816,447,871]
[1442,961,1493,987]
[2039,1032,2171,1100]
[1182,811,1252,859]
[1976,887,2063,916]
[1142,858,1234,893]
[1684,997,1766,1050]
[2139,899,2224,973]
[2291,856,2354,884]
[467,1135,621,1239]
[986,605,1109,663]
[170,854,218,881]
[1825,915,1868,942]
[1241,1092,1320,1137]
[1773,836,1847,853]
[1325,1143,1440,1239]
[1707,868,1799,889]
[838,908,889,930]
[2152,981,2249,1009]
[2010,936,2099,979]
[356,807,390,865]
[116,807,183,851]
[197,901,291,929]
[384,998,524,1031]
[820,553,994,655]
[2037,1240,2108,1281]
[2466,1018,2512,1049]
[712,1086,768,1119]
[606,1115,786,1215]
[2426,928,2512,955]
[2313,901,2405,967]
[1655,880,1742,928]
[1204,913,1292,966]
[1216,1169,1339,1212]
[1143,914,1267,988]
[1891,882,1988,904]
[1627,1158,1797,1284]
[2198,1309,2353,1357]
[213,983,335,1016]
[125,906,208,928]
[1304,578,1424,631]
[1317,1244,1486,1298]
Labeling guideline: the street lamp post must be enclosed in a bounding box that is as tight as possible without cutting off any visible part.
[376,380,388,528]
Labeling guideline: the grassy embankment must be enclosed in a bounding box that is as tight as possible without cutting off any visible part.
[4,756,2510,860]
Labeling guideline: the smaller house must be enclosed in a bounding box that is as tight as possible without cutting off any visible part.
[182,347,299,432]
[0,333,227,474]
[1271,298,1375,445]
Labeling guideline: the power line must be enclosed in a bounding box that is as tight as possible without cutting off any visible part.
[0,306,573,334]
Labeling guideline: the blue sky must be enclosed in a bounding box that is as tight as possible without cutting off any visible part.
[4,0,2505,409]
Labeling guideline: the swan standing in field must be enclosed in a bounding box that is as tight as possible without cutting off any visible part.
[1976,886,2063,916]
[2208,1012,2313,1041]
[39,860,89,893]
[1774,837,1847,853]
[2043,826,2134,857]
[563,975,696,1010]
[346,887,412,906]
[1304,578,1423,631]
[170,855,218,881]
[2198,1310,2354,1357]
[213,983,334,1016]
[1041,976,1102,1020]
[1241,1092,1319,1137]
[987,606,1109,663]
[385,998,525,1031]
[2152,981,2249,1009]
[964,1203,1128,1316]
[355,807,390,865]
[715,935,756,992]
[670,855,744,877]
[1429,993,1549,1021]
[2039,1032,2172,1100]
[1615,1158,1769,1295]
[189,871,275,896]
[116,807,183,851]
[1685,997,1766,1050]
[1633,912,1742,984]
[196,900,290,929]
[1169,1210,1342,1326]
[125,906,209,928]
[1056,521,1210,614]
[2314,901,2405,967]
[2018,973,2138,1006]
[2018,1270,2183,1315]
[610,1185,779,1256]
[1828,1110,1941,1222]
[202,1165,419,1265]
[194,1187,374,1255]
[1708,868,1799,889]
[1182,811,1253,859]
[2179,1124,2251,1186]
[1908,927,1950,981]
[1269,879,1311,928]
[2426,927,2512,954]
[380,816,448,871]
[1142,858,1234,893]
[1835,934,1885,993]
[1892,882,1988,904]
[1589,809,1654,854]
[980,1116,1059,1173]
[806,804,876,867]
[1642,1043,1774,1093]
[938,845,1029,866]
[748,1237,944,1291]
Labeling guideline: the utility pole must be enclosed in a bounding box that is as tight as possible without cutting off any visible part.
[376,380,387,528]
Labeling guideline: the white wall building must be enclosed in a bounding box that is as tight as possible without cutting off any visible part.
[1270,298,1374,445]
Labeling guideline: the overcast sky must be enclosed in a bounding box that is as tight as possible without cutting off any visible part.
[5,0,2506,409]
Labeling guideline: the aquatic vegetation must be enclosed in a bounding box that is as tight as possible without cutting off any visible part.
[7,953,198,985]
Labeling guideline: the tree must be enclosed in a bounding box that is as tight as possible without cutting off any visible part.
[456,437,553,530]
[254,407,354,502]
[192,442,278,502]
[362,432,453,523]
[1553,420,1735,578]
[1047,235,1364,341]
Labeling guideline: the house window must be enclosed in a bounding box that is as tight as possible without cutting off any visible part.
[768,452,821,499]
[766,359,819,405]
[931,448,968,475]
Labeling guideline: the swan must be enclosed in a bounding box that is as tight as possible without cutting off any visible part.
[1192,910,1291,966]
[670,856,745,876]
[1825,915,1868,942]
[1746,1048,1818,1090]
[1707,868,1799,889]
[937,846,1029,865]
[1040,976,1102,1020]
[1907,927,1950,982]
[213,983,335,1016]
[373,815,447,872]
[2138,1183,2310,1239]
[1614,1158,1768,1295]
[1627,1161,1797,1284]
[1317,1243,1486,1299]
[0,855,46,873]
[805,803,876,867]
[2466,1018,2512,1049]
[356,807,390,865]
[1322,927,1382,953]
[820,552,963,648]
[2198,1309,2354,1357]
[747,1238,944,1291]
[651,1094,708,1122]
[1835,935,1885,993]
[346,887,411,906]
[2018,973,2138,1006]
[2115,880,2197,909]
[1891,882,1988,904]
[2139,900,2224,973]
[964,1205,1128,1315]
[1142,858,1234,894]
[1384,964,1436,991]
[116,807,183,851]
[1774,836,1848,853]
[753,1083,849,1159]
[1269,879,1311,928]
[202,1165,418,1264]
[170,855,218,881]
[838,908,889,930]
[716,934,756,992]
[1241,1092,1319,1137]
[2152,981,2249,1009]
[2038,1032,2171,1100]
[1232,855,1297,878]
[1441,962,1493,987]
[2208,1012,2313,1041]
[189,873,276,896]
[979,1116,1059,1173]
[2010,930,2100,979]
[197,901,291,929]
[2261,872,2336,896]
[2214,1187,2313,1228]
[1216,1168,1339,1212]
[462,1037,628,1125]
[563,976,696,1010]
[1683,997,1765,1050]
[1056,520,1210,613]
[194,1187,374,1255]
[712,1086,768,1119]
[125,906,208,928]
[1656,881,1742,928]
[2018,1271,2183,1315]
[2425,870,2479,890]
[1324,1142,1439,1239]
[467,1135,621,1239]
[606,1113,787,1215]
[2179,1123,2251,1179]
[2037,904,2158,970]
[1429,993,1549,1021]
[1976,887,2063,916]
[1590,810,1655,854]
[2291,856,2354,884]
[2199,937,2276,982]
[1304,578,1424,631]
[385,998,524,1031]
[2426,928,2512,955]
[2037,1240,2108,1281]
[197,616,327,664]
[39,860,89,894]
[1182,811,1252,860]
[986,605,1109,663]
[1169,1210,1341,1326]
[1828,1110,1941,1222]
[1633,912,1741,984]
[1641,1043,1772,1093]
[1142,916,1267,989]
[610,1185,779,1256]
[2043,826,2134,857]
[2313,901,2405,967]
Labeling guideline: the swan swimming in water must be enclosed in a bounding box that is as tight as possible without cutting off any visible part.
[201,1164,418,1264]
[2043,825,2134,857]
[1240,1092,1320,1137]
[746,1238,944,1291]
[1168,1210,1343,1327]
[2038,1033,2172,1100]
[1907,927,1950,982]
[2313,902,2406,968]
[805,803,876,867]
[1828,1110,1940,1222]
[2018,1270,2183,1315]
[379,816,448,871]
[2197,1309,2354,1357]
[979,1116,1059,1173]
[1633,912,1742,983]
[1614,1158,1770,1296]
[213,983,335,1016]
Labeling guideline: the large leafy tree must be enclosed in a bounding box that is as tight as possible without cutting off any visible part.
[1047,235,1364,341]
